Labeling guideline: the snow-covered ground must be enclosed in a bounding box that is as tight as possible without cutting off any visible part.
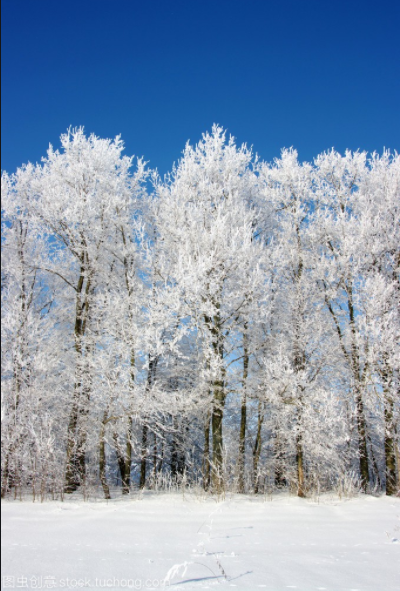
[2,493,399,591]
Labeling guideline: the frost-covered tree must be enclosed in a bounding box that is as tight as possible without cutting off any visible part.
[27,129,142,492]
[256,150,348,496]
[154,126,268,491]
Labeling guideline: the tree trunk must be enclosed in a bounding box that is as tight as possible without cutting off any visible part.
[65,266,92,493]
[396,426,400,496]
[171,416,180,479]
[203,412,211,491]
[205,307,226,494]
[238,393,247,493]
[153,432,158,484]
[113,432,130,494]
[139,354,159,490]
[121,347,135,495]
[384,397,397,496]
[238,328,249,493]
[75,382,91,491]
[212,387,225,493]
[139,423,148,490]
[157,436,165,475]
[123,418,133,495]
[99,411,111,500]
[274,433,286,487]
[64,393,82,493]
[348,285,370,492]
[296,433,306,498]
[1,457,11,499]
[356,390,369,491]
[293,234,307,498]
[253,400,264,493]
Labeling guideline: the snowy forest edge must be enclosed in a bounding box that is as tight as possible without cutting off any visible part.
[1,126,399,501]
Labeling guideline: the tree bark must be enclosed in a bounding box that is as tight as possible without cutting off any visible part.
[123,417,133,495]
[293,228,307,497]
[153,431,158,483]
[296,433,306,498]
[274,433,287,488]
[99,411,111,500]
[384,396,397,495]
[253,400,264,493]
[238,327,249,493]
[355,390,369,491]
[203,412,211,491]
[212,386,225,493]
[113,431,131,494]
[139,354,158,490]
[139,424,148,490]
[204,306,226,494]
[348,284,370,492]
[65,260,92,493]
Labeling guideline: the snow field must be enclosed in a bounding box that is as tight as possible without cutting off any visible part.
[1,493,399,591]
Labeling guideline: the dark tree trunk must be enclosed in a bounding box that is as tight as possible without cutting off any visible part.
[384,397,397,496]
[139,423,148,490]
[348,285,370,492]
[253,401,264,494]
[274,434,287,488]
[65,264,92,494]
[139,354,159,490]
[238,328,249,493]
[113,432,131,495]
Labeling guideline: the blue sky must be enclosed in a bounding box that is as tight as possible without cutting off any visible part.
[2,0,399,176]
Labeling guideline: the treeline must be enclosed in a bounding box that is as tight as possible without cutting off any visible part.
[1,126,399,499]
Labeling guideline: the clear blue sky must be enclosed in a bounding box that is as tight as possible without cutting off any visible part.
[2,0,399,175]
